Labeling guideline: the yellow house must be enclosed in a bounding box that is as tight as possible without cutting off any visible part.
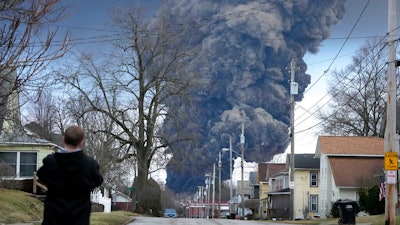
[258,163,268,220]
[289,154,320,219]
[0,85,59,183]
[259,163,285,220]
[0,131,59,179]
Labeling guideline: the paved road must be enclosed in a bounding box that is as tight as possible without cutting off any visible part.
[128,217,288,225]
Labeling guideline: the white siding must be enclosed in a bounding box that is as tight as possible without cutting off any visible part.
[339,189,358,201]
[319,154,329,218]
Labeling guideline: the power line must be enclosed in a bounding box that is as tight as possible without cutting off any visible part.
[295,37,390,134]
[4,1,384,48]
[296,36,388,125]
[293,0,389,132]
[295,57,389,135]
[302,0,371,96]
[297,22,400,125]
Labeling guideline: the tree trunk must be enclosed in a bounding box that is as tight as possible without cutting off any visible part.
[133,147,150,211]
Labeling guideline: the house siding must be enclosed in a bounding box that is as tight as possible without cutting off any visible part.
[37,146,55,167]
[0,144,55,178]
[260,181,269,199]
[293,170,320,219]
[339,189,359,201]
[259,181,269,219]
[319,154,330,217]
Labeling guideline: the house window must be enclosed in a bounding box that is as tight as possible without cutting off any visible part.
[310,172,318,187]
[20,152,37,177]
[310,195,318,212]
[0,151,37,178]
[0,152,17,176]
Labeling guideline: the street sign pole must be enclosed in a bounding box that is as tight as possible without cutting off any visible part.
[384,1,397,225]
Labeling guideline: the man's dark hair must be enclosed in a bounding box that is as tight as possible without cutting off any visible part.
[63,125,85,147]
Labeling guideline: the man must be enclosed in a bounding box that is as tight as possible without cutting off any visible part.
[37,125,103,225]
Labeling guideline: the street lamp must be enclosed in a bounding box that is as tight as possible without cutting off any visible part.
[205,173,211,219]
[212,162,216,218]
[197,186,202,218]
[221,123,245,219]
[240,123,245,220]
[222,142,243,217]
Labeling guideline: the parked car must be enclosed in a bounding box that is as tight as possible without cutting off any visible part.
[164,208,177,218]
[220,210,230,219]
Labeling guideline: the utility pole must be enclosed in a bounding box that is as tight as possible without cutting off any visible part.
[218,152,222,219]
[229,137,233,214]
[289,58,298,220]
[385,1,397,225]
[212,162,215,218]
[240,123,245,219]
[206,174,210,219]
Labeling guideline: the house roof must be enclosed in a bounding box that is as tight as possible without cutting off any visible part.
[286,154,320,170]
[316,136,384,156]
[112,191,132,202]
[266,163,286,180]
[329,156,383,187]
[296,154,319,169]
[0,126,59,148]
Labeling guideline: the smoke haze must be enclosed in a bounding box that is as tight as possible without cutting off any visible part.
[157,0,346,193]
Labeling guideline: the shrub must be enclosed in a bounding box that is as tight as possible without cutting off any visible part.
[365,185,384,215]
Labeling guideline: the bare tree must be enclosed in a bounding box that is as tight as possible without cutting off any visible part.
[66,95,136,190]
[0,0,70,131]
[54,6,195,208]
[24,89,59,139]
[25,87,136,191]
[319,38,389,137]
[161,187,179,209]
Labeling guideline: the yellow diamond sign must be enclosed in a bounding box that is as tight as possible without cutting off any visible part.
[384,152,398,170]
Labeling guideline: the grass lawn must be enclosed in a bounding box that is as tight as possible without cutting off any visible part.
[0,188,43,224]
[90,211,136,225]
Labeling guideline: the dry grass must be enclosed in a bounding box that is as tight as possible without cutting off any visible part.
[0,188,43,224]
[90,211,136,225]
[356,214,400,225]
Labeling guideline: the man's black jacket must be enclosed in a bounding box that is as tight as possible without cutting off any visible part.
[37,150,103,225]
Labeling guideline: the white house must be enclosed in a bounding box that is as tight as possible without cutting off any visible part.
[315,136,384,218]
[112,190,133,211]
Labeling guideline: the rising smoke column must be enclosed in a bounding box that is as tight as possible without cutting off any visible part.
[158,0,346,193]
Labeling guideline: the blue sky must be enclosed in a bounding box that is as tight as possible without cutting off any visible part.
[56,0,160,54]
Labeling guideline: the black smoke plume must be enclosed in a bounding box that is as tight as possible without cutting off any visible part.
[156,0,346,193]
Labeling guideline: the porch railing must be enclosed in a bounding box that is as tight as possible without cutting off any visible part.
[32,172,47,194]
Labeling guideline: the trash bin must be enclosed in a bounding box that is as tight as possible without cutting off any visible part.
[336,200,357,225]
